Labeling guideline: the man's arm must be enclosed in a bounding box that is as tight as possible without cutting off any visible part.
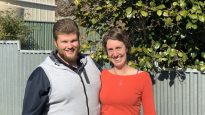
[22,67,50,115]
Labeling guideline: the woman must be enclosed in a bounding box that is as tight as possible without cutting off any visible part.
[100,28,156,115]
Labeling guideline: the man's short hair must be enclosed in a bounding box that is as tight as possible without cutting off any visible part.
[53,18,79,40]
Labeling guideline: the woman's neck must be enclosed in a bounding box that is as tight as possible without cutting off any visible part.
[111,64,138,76]
[112,65,129,75]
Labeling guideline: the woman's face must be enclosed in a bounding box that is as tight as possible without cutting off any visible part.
[106,39,127,69]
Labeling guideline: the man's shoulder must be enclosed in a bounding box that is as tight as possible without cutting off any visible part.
[79,53,89,58]
[29,67,47,80]
[80,53,94,62]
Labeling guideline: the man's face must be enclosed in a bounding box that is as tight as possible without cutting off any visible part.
[54,33,80,64]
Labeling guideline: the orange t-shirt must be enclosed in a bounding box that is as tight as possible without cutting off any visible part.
[100,69,156,115]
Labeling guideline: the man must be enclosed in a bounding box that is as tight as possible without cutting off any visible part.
[22,18,101,115]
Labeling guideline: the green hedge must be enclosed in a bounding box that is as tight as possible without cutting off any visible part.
[73,0,205,73]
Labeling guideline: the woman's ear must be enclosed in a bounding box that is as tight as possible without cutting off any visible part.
[126,48,129,53]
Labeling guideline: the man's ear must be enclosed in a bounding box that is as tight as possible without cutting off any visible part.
[54,40,57,48]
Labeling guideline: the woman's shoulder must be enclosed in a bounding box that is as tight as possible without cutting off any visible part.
[102,69,108,72]
[136,71,152,83]
[137,70,149,75]
[129,67,149,76]
[101,69,110,74]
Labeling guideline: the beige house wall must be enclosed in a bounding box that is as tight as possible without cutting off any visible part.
[0,0,56,22]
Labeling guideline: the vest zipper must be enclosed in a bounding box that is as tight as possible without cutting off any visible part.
[78,73,90,115]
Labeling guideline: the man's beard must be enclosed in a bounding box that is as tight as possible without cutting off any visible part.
[57,51,79,65]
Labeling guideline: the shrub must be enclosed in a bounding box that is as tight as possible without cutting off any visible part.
[72,0,205,73]
[0,10,31,49]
